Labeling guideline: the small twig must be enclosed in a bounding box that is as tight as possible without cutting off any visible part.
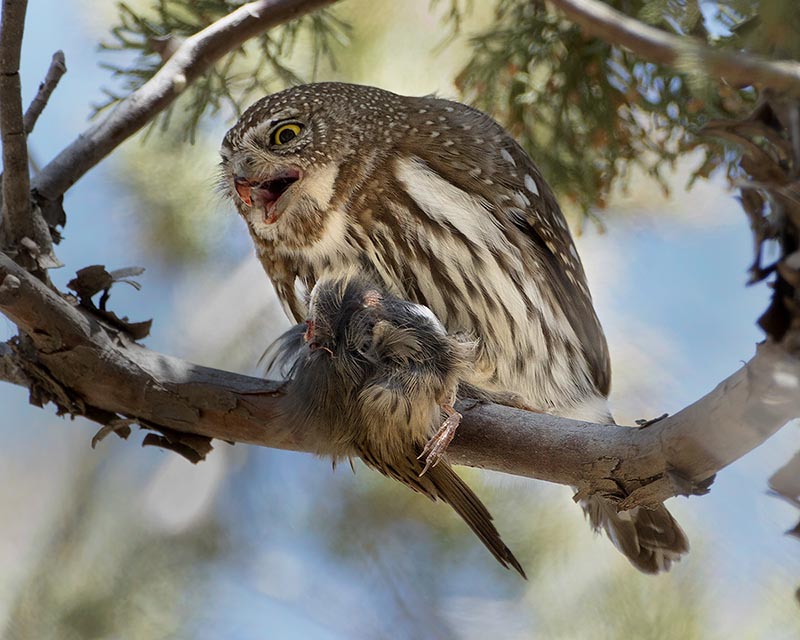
[31,0,340,205]
[548,0,800,95]
[0,0,33,247]
[23,50,66,135]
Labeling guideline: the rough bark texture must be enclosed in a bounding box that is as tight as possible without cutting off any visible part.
[0,0,33,246]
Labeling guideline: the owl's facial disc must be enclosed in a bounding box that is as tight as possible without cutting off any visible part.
[234,167,302,224]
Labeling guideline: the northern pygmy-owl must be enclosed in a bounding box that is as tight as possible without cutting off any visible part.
[266,271,525,576]
[220,82,688,573]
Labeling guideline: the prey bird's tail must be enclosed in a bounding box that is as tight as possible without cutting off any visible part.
[358,447,526,578]
[582,496,689,573]
[427,461,526,578]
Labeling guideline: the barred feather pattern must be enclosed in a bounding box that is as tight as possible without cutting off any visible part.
[221,82,688,573]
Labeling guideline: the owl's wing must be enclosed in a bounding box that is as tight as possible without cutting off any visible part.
[418,114,611,396]
[500,141,611,396]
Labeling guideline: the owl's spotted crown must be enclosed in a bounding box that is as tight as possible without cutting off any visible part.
[222,82,416,155]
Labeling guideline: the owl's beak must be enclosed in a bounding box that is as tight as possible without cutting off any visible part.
[234,177,252,206]
[233,168,302,224]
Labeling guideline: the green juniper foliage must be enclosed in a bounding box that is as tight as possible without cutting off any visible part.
[453,0,764,218]
[99,0,350,141]
[99,0,796,215]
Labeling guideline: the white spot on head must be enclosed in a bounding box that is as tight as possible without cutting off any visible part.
[525,174,540,196]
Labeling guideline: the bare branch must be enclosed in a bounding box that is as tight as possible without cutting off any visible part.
[547,0,800,94]
[0,0,32,246]
[0,252,795,509]
[30,0,340,205]
[23,50,66,135]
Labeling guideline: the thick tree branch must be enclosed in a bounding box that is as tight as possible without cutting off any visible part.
[23,50,66,135]
[548,0,800,94]
[30,0,339,205]
[0,0,33,246]
[0,251,796,509]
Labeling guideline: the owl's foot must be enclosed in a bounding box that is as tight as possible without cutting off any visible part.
[418,405,462,476]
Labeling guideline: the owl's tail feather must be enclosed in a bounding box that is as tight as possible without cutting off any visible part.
[427,461,527,578]
[582,496,689,573]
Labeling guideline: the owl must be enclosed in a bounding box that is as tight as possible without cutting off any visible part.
[220,82,688,573]
[266,271,525,576]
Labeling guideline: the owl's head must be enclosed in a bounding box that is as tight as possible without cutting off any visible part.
[219,82,408,240]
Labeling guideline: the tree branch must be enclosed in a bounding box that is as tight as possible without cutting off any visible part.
[0,0,33,247]
[30,0,339,205]
[0,251,795,509]
[23,50,66,135]
[547,0,800,94]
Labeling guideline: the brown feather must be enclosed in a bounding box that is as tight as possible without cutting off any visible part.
[358,446,526,578]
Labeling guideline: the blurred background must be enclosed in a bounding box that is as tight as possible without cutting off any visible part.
[1,1,799,638]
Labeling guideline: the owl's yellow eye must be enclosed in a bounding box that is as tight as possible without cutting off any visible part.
[271,122,303,145]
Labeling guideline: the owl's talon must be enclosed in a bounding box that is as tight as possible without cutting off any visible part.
[418,405,462,477]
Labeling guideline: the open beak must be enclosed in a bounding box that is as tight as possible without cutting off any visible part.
[234,177,252,206]
[234,168,302,223]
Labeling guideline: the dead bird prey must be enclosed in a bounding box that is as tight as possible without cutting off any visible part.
[266,272,525,577]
